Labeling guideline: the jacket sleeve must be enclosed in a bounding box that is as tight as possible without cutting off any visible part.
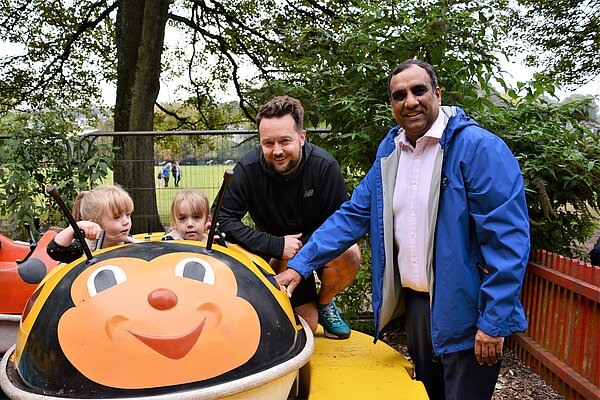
[464,132,530,337]
[287,164,377,278]
[47,238,84,264]
[301,157,348,244]
[216,163,284,259]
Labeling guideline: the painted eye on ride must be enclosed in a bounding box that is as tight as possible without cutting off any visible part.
[175,257,215,285]
[87,265,127,297]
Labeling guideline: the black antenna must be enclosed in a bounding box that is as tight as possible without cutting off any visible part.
[16,222,37,264]
[33,216,41,232]
[24,223,36,247]
[206,169,234,251]
[46,185,94,262]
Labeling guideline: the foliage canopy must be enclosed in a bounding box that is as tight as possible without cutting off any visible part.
[507,0,599,87]
[0,0,599,257]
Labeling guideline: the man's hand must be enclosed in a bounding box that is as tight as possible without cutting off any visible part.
[282,233,302,259]
[275,268,302,298]
[475,329,504,366]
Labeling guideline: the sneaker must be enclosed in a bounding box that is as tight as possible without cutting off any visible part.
[317,301,351,339]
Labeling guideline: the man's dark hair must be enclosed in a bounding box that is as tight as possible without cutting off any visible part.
[388,59,439,97]
[256,95,304,132]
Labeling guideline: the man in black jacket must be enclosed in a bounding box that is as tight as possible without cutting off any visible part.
[216,95,360,339]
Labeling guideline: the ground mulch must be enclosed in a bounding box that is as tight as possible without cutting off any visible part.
[379,329,565,400]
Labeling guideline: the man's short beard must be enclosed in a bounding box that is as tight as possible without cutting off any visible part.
[279,158,298,175]
[268,147,302,176]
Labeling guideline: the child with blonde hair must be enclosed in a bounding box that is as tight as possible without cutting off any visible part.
[164,189,211,241]
[47,185,138,263]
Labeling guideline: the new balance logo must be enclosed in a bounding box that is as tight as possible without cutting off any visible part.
[303,189,314,198]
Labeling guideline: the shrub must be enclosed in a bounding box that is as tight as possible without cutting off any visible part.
[0,110,112,240]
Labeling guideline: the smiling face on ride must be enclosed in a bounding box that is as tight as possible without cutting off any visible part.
[14,242,305,396]
[57,252,261,389]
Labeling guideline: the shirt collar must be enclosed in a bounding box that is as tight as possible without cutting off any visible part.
[396,110,446,149]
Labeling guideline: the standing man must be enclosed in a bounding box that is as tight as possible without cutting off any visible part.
[216,95,361,339]
[278,60,530,400]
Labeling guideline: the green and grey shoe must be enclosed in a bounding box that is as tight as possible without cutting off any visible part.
[317,301,351,339]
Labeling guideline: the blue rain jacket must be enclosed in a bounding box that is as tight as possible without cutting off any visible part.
[287,107,529,354]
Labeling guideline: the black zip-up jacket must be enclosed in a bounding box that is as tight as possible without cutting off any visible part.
[217,142,347,260]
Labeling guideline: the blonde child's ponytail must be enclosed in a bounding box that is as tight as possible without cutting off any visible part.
[72,191,90,221]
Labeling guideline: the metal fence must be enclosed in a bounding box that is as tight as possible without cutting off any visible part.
[508,249,600,400]
[78,129,329,229]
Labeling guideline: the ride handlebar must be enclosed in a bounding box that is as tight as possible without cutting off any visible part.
[46,185,94,262]
[206,169,234,251]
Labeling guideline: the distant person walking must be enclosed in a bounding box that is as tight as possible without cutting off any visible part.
[172,161,183,187]
[162,162,172,188]
[157,169,163,188]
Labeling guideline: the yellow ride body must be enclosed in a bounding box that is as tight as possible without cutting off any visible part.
[302,327,429,399]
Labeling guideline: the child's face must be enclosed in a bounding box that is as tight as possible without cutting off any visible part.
[99,212,131,246]
[174,201,209,241]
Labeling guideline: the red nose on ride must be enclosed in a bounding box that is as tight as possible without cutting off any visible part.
[148,288,178,310]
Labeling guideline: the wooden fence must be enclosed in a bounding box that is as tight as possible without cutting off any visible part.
[508,249,600,400]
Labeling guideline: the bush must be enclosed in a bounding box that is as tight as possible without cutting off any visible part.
[336,237,374,332]
[476,96,600,258]
[0,110,112,240]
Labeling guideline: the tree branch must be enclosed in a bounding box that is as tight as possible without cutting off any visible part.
[26,1,118,101]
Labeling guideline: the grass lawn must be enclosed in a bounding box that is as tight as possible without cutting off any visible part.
[152,164,233,226]
[97,164,233,227]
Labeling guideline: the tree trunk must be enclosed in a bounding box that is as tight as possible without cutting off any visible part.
[114,0,170,234]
